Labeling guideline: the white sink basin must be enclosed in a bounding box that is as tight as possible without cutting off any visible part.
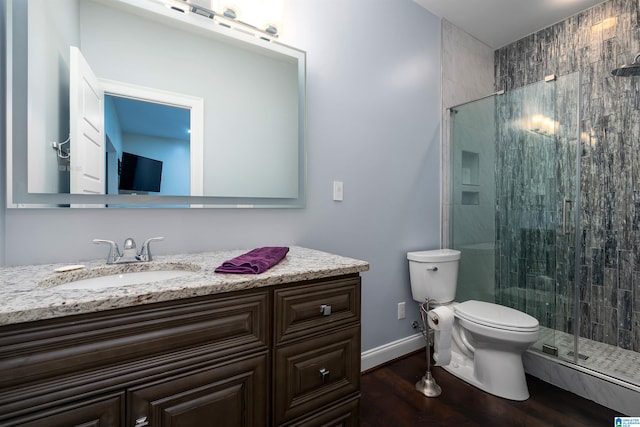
[55,270,196,290]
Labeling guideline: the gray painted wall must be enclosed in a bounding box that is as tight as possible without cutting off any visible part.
[2,0,441,353]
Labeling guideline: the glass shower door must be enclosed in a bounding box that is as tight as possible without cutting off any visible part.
[450,72,581,358]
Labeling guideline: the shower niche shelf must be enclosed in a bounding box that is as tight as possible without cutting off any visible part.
[460,151,480,205]
[461,151,480,186]
[461,191,479,205]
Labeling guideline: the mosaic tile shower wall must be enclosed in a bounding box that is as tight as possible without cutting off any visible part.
[495,0,640,352]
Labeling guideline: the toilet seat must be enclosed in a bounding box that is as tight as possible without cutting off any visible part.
[453,300,539,332]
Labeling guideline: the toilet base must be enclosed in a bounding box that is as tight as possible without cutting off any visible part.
[440,348,530,401]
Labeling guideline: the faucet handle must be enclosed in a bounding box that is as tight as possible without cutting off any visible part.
[93,239,121,264]
[137,237,164,262]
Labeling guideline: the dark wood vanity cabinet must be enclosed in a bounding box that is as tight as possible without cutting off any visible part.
[0,274,361,427]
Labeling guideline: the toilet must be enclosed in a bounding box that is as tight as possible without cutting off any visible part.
[407,249,539,401]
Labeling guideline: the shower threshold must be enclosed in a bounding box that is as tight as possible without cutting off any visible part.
[535,326,640,387]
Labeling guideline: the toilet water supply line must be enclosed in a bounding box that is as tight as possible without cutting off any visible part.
[416,298,442,397]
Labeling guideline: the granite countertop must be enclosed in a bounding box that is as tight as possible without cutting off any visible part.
[0,246,369,326]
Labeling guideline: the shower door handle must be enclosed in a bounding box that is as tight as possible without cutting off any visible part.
[562,198,572,235]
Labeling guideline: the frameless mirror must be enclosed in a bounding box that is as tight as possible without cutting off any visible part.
[6,0,306,208]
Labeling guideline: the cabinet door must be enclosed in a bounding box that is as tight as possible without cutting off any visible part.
[128,352,268,427]
[10,393,124,427]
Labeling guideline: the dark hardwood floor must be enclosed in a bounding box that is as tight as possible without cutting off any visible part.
[360,351,619,426]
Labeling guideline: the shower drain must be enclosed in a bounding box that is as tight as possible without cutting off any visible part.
[566,351,590,360]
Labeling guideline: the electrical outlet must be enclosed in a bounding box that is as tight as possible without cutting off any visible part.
[397,302,406,320]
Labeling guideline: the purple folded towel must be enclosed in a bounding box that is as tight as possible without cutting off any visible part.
[215,247,290,274]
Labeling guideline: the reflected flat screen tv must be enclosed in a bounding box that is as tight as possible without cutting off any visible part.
[119,152,163,193]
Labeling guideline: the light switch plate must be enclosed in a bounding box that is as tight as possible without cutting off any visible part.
[333,181,344,201]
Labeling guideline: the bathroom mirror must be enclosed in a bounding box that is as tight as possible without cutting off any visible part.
[6,0,306,208]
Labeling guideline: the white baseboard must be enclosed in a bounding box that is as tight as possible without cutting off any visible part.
[361,333,426,372]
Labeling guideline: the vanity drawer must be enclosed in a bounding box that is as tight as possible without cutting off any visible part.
[285,395,360,427]
[274,276,360,344]
[273,325,360,425]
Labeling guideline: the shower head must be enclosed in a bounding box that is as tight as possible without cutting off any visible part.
[611,53,640,77]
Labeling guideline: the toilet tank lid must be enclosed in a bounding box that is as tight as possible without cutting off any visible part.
[407,249,461,262]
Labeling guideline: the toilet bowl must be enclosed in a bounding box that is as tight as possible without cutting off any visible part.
[407,249,539,401]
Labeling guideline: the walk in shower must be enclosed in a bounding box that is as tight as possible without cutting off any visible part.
[447,71,640,399]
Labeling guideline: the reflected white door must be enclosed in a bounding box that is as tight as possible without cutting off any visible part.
[70,46,105,201]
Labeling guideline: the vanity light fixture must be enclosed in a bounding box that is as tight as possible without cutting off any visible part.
[265,25,277,36]
[521,113,559,137]
[223,7,237,19]
[163,0,189,14]
[164,0,282,40]
[192,7,214,18]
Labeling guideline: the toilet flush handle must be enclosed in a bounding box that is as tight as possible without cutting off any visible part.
[427,266,438,272]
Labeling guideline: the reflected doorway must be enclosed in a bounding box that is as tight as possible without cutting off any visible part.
[104,95,191,196]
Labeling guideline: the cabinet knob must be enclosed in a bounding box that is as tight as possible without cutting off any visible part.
[134,416,149,427]
[319,368,330,383]
[320,304,332,316]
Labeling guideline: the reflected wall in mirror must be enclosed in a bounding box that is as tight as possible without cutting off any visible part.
[7,0,306,208]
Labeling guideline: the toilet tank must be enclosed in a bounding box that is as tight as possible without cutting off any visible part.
[407,249,461,304]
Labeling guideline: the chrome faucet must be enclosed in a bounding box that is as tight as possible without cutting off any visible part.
[93,237,164,264]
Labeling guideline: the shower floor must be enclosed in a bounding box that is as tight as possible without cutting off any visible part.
[536,327,640,387]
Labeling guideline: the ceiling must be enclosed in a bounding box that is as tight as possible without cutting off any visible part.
[414,0,606,48]
[107,96,191,142]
